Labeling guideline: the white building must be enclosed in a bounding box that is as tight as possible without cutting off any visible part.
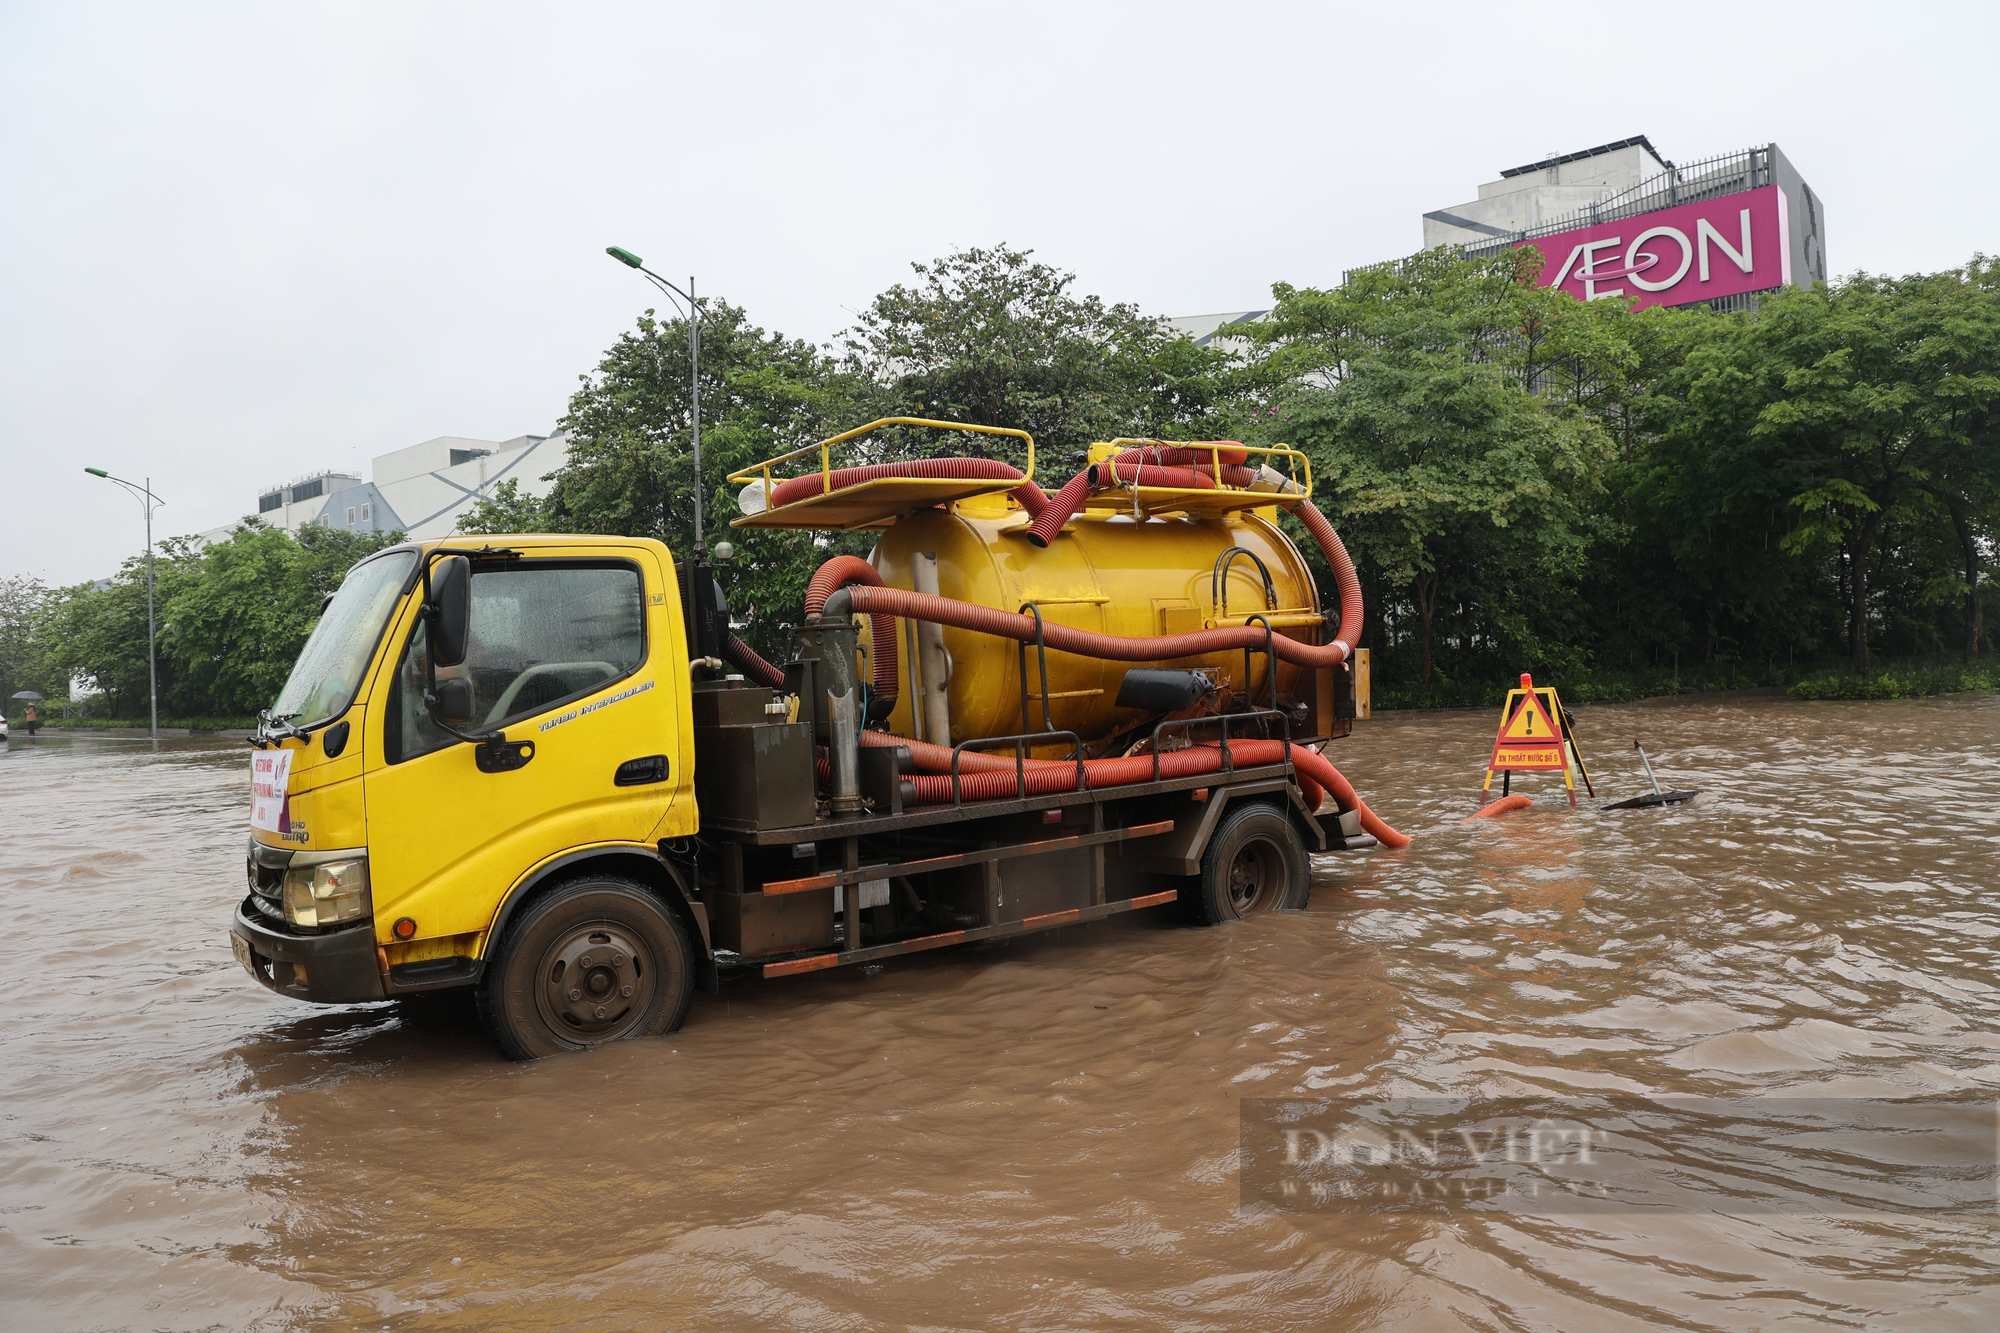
[1420,136,1674,250]
[243,432,569,542]
[1166,311,1270,348]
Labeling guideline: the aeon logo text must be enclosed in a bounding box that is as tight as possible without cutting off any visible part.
[1522,184,1790,311]
[1551,210,1752,300]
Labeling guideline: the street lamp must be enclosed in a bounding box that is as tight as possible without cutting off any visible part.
[605,246,708,553]
[84,468,164,740]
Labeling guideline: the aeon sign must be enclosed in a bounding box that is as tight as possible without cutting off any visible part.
[1521,184,1793,310]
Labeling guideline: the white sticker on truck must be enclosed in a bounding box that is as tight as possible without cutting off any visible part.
[250,748,293,833]
[537,678,656,734]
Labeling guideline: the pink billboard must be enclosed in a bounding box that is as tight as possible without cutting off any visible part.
[1520,184,1792,309]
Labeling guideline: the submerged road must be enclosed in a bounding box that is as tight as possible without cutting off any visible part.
[2,694,1997,1330]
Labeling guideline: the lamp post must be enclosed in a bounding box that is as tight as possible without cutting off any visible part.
[605,246,707,553]
[84,468,164,740]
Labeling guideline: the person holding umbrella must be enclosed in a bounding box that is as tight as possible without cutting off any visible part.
[11,691,42,739]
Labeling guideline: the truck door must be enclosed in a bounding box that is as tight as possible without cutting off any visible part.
[364,550,684,946]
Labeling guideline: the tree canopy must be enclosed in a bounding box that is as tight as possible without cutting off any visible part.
[840,244,1247,463]
[21,522,404,721]
[1241,249,1623,681]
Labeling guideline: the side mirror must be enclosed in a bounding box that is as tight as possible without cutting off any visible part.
[428,555,471,667]
[430,675,476,726]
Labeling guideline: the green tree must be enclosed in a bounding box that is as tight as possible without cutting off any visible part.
[1657,264,2000,672]
[457,478,553,536]
[37,539,206,717]
[1245,248,1619,683]
[33,521,404,719]
[840,244,1248,466]
[1920,257,2000,660]
[162,522,404,715]
[0,574,62,711]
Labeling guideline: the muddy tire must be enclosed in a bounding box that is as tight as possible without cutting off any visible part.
[1189,803,1309,925]
[478,876,693,1061]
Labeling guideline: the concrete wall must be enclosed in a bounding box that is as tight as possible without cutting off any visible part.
[1424,142,1672,249]
[1769,142,1829,288]
[371,433,567,539]
[254,472,360,533]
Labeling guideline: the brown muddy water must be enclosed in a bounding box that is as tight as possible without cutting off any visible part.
[2,695,1997,1331]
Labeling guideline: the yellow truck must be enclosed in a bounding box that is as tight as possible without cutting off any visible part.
[230,421,1397,1059]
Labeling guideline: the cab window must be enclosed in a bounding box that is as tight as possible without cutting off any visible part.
[385,561,646,762]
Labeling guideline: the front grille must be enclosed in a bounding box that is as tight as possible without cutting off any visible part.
[250,862,284,903]
[245,854,298,932]
[246,891,288,927]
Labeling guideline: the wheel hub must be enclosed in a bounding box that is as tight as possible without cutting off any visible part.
[1228,842,1279,915]
[538,925,650,1038]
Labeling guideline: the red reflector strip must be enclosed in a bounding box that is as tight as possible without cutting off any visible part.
[762,873,838,896]
[1021,907,1082,929]
[900,929,966,954]
[1128,889,1180,909]
[762,953,840,978]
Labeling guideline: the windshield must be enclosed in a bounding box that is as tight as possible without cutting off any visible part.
[271,550,417,727]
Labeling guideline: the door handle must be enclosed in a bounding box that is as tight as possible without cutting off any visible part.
[614,754,670,786]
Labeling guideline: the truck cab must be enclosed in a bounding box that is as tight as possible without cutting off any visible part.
[232,537,709,1056]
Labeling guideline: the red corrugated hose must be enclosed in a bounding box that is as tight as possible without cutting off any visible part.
[843,579,1366,671]
[1024,444,1253,547]
[851,730,1408,847]
[804,556,899,704]
[723,633,787,689]
[767,457,1049,515]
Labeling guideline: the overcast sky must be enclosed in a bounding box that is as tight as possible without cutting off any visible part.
[4,0,1995,584]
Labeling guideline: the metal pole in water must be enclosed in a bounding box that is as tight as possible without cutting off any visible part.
[1635,741,1663,796]
[144,477,157,741]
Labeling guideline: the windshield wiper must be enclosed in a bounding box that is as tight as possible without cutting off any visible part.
[250,710,310,749]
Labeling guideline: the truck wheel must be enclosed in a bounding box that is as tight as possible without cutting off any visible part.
[1190,803,1308,925]
[478,876,693,1061]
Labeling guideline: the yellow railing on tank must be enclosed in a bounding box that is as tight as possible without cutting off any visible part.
[727,417,1038,500]
[1085,438,1313,497]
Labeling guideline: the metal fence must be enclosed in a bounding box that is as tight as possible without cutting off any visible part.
[1459,146,1773,262]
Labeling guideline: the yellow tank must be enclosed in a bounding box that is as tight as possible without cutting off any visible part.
[868,493,1325,747]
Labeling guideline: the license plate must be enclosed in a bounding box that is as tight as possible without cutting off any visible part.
[231,932,254,974]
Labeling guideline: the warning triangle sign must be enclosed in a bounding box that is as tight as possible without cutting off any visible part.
[1483,677,1587,800]
[1488,686,1568,773]
[1498,690,1560,742]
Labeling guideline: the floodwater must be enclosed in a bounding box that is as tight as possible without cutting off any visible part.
[2,694,1997,1331]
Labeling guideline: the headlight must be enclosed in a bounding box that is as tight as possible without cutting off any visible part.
[282,857,372,929]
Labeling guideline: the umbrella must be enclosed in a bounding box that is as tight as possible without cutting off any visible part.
[10,691,42,701]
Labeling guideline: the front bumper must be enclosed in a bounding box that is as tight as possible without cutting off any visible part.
[231,897,386,1004]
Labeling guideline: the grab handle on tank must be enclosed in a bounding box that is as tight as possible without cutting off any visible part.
[1017,602,1056,735]
[948,730,1087,807]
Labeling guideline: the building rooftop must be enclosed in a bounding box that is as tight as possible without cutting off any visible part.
[1499,135,1672,179]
